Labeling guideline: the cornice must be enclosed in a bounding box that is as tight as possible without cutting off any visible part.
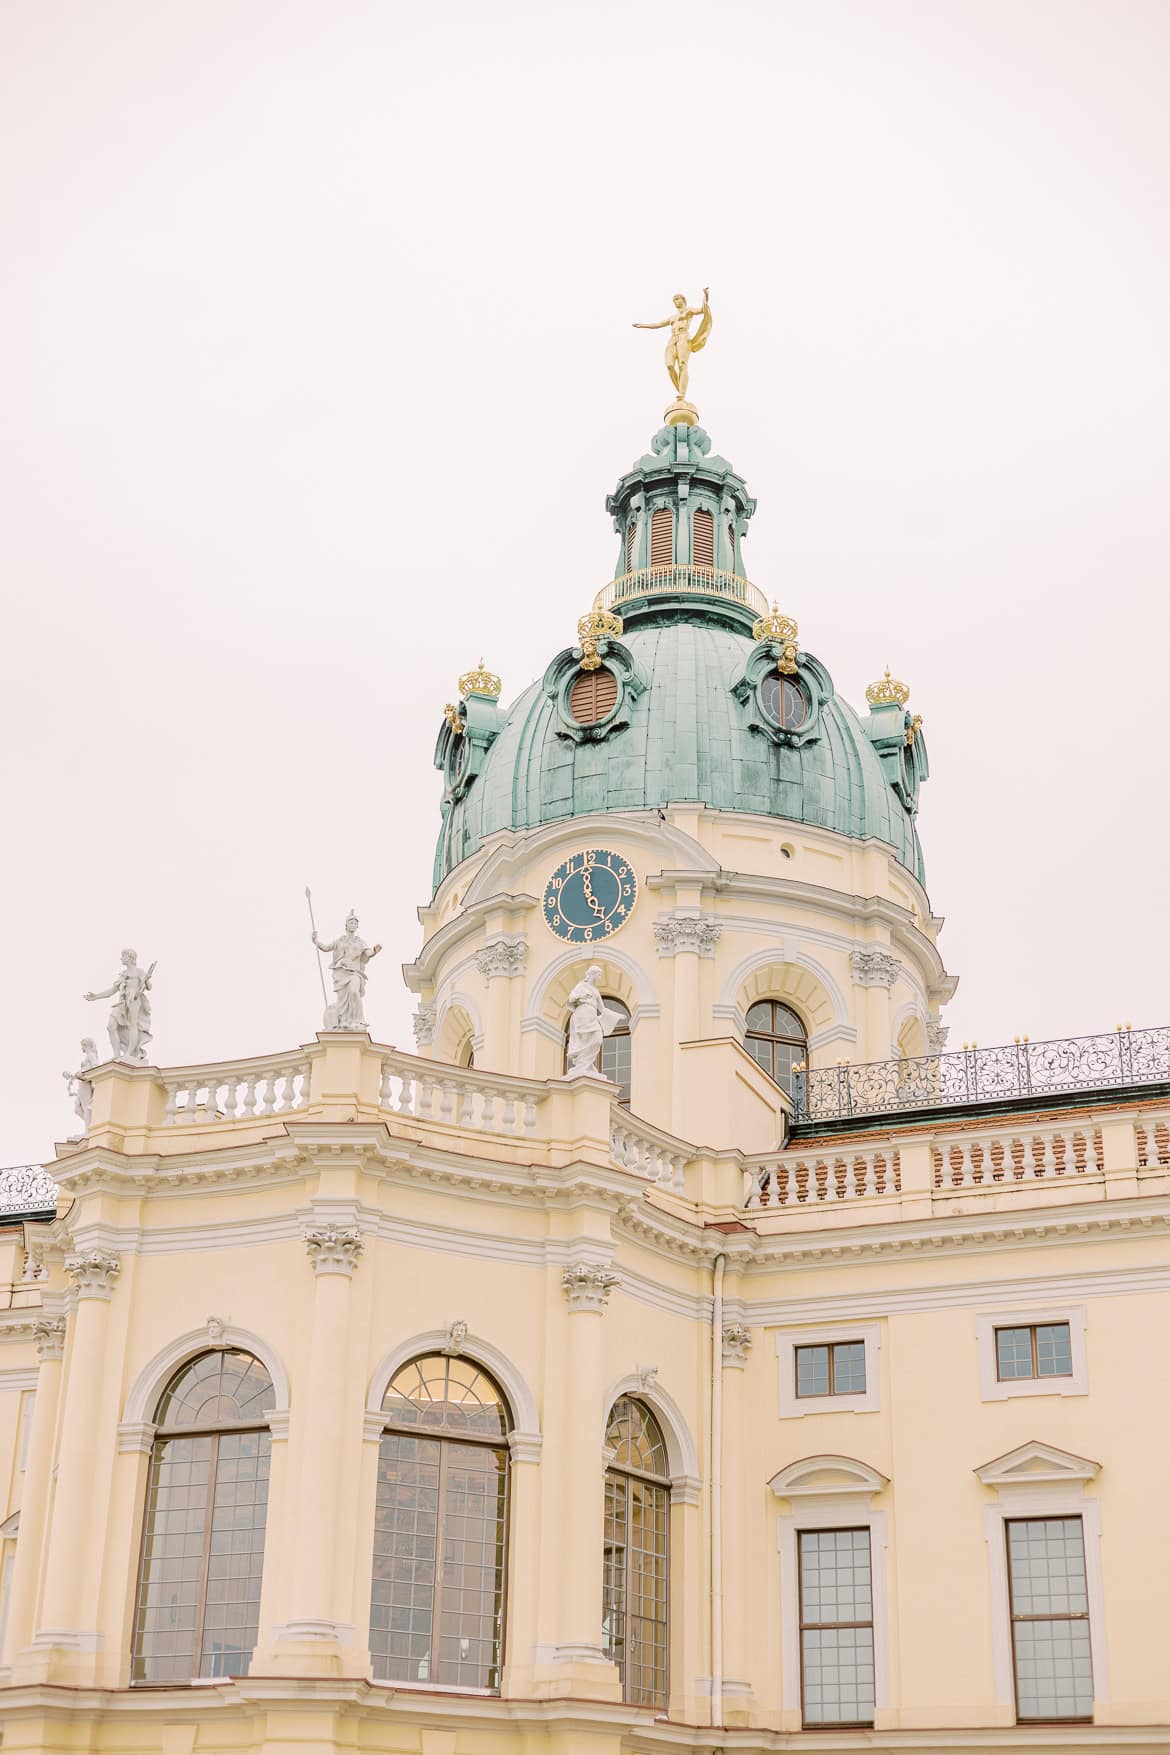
[403,891,539,990]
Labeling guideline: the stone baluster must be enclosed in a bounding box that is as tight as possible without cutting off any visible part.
[459,1082,475,1127]
[439,1081,455,1123]
[396,1070,414,1115]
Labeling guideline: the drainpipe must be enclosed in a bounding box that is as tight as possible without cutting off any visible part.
[710,1252,726,1730]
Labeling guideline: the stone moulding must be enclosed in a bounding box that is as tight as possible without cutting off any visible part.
[653,913,722,958]
[850,948,901,989]
[473,936,528,979]
[303,1224,364,1276]
[561,1263,620,1312]
[63,1249,121,1299]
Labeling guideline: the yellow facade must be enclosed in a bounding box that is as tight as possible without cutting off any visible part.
[2,426,1169,1754]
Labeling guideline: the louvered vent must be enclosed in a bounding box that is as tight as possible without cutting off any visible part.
[693,508,714,570]
[650,507,673,568]
[626,518,638,570]
[569,666,619,725]
[727,523,736,566]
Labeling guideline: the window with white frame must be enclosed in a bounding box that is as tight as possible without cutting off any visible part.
[777,1324,880,1418]
[798,1527,875,1727]
[976,1440,1107,1726]
[770,1456,890,1729]
[1006,1516,1093,1722]
[975,1308,1087,1402]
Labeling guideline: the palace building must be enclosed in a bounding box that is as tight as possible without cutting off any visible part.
[2,399,1169,1755]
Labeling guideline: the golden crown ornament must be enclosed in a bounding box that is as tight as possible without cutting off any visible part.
[752,604,800,675]
[866,667,911,709]
[458,659,502,700]
[575,607,623,671]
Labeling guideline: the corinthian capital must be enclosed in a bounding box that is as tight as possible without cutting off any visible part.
[33,1316,67,1360]
[304,1223,363,1276]
[722,1321,752,1366]
[561,1263,620,1313]
[64,1249,121,1299]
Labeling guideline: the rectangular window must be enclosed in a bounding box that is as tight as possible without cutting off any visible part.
[1006,1517,1093,1721]
[796,1341,867,1398]
[995,1323,1072,1382]
[798,1528,875,1727]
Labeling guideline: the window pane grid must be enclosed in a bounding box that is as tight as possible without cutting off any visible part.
[798,1529,875,1728]
[745,1002,807,1100]
[1007,1518,1093,1721]
[132,1351,274,1685]
[795,1341,866,1398]
[995,1323,1072,1382]
[371,1359,510,1692]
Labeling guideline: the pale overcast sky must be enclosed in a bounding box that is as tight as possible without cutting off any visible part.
[2,2,1168,1163]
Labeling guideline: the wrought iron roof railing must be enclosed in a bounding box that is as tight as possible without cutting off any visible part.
[792,1026,1170,1126]
[0,1163,60,1221]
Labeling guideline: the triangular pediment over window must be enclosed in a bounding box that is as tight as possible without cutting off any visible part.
[768,1454,888,1499]
[975,1439,1100,1490]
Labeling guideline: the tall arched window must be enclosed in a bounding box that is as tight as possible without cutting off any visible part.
[131,1349,274,1683]
[692,507,715,571]
[563,996,631,1104]
[370,1354,510,1690]
[603,1396,670,1707]
[649,506,673,569]
[745,1000,808,1099]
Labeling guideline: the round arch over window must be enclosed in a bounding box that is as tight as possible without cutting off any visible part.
[603,1395,670,1707]
[131,1349,275,1684]
[745,999,808,1099]
[563,996,631,1104]
[370,1354,511,1690]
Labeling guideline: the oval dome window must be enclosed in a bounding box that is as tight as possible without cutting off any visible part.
[760,670,808,730]
[569,665,619,726]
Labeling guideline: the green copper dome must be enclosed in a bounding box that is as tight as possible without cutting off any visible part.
[432,424,929,891]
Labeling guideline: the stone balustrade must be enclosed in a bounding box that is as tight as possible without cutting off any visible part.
[745,1109,1170,1219]
[162,1054,312,1125]
[376,1050,546,1137]
[609,1113,689,1191]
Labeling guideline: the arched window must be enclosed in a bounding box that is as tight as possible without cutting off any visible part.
[649,506,673,569]
[370,1354,511,1691]
[745,1000,808,1099]
[563,996,631,1104]
[625,516,638,571]
[131,1349,274,1683]
[692,507,714,571]
[603,1396,670,1707]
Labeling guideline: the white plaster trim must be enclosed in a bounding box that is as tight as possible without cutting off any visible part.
[276,1618,355,1646]
[750,1257,1170,1324]
[975,1306,1088,1402]
[0,1511,19,1537]
[776,1323,881,1419]
[367,1328,540,1455]
[0,1368,39,1394]
[718,940,851,1027]
[776,1497,889,1717]
[807,1022,859,1050]
[117,1420,157,1455]
[600,1372,700,1483]
[524,942,656,1021]
[976,1439,1100,1490]
[770,1455,889,1499]
[121,1325,291,1427]
[982,1491,1108,1707]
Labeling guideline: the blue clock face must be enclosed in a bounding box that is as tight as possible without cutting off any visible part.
[543,849,637,944]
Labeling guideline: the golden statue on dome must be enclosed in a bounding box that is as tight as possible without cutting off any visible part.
[634,287,712,426]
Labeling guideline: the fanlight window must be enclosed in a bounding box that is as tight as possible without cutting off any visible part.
[132,1349,275,1683]
[569,665,619,726]
[564,996,631,1105]
[370,1354,511,1690]
[745,1000,807,1099]
[604,1396,670,1707]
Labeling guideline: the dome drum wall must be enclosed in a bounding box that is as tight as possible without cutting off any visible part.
[408,807,953,1148]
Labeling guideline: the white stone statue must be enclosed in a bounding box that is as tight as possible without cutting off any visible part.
[84,950,155,1062]
[564,964,624,1076]
[312,911,382,1031]
[62,1037,99,1134]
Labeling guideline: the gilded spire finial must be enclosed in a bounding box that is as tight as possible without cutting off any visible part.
[633,287,712,427]
[866,667,910,709]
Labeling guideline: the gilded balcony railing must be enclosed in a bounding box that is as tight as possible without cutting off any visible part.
[792,1026,1170,1125]
[593,564,769,620]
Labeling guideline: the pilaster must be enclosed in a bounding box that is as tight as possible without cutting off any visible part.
[2,1321,66,1671]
